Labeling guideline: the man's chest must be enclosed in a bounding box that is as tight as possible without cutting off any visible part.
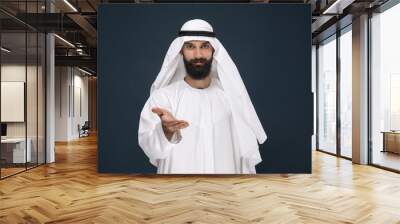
[172,91,232,126]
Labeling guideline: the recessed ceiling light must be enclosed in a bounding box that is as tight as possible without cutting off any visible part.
[1,47,11,53]
[322,0,353,15]
[78,67,92,76]
[63,0,78,12]
[54,34,75,48]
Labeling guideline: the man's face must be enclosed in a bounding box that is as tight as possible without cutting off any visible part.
[181,40,214,80]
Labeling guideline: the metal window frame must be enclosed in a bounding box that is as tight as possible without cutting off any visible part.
[0,0,48,180]
[315,24,353,161]
[367,1,400,173]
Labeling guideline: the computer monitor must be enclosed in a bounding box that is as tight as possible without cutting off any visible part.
[1,123,7,137]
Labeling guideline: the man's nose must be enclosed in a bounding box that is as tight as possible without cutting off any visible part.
[193,47,202,58]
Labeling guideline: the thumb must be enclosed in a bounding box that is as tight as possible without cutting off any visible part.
[151,107,169,117]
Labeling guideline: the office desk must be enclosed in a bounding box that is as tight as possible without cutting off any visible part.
[1,138,32,163]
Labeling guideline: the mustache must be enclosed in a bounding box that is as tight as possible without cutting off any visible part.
[189,58,208,64]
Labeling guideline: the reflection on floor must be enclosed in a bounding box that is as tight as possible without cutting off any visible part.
[0,134,400,222]
[372,150,400,171]
[341,148,352,158]
[0,167,25,178]
[0,162,42,178]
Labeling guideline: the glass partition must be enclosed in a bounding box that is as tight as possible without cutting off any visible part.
[1,30,28,177]
[0,1,46,179]
[370,3,400,171]
[317,35,337,154]
[339,28,352,158]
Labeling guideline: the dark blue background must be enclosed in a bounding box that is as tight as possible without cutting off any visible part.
[97,3,312,173]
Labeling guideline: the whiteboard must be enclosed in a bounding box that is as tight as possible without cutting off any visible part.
[1,82,25,122]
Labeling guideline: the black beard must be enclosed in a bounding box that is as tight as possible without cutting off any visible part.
[183,56,213,80]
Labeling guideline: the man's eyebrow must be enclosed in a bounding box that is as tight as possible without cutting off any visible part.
[183,43,194,48]
[183,42,210,47]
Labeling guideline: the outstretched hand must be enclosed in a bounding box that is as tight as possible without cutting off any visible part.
[151,107,189,133]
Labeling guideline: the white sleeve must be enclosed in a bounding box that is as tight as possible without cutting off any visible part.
[138,90,181,167]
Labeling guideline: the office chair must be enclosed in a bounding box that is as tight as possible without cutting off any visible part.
[78,121,90,138]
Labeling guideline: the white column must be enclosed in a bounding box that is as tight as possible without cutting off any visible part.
[46,33,55,163]
[46,1,55,163]
[352,14,369,164]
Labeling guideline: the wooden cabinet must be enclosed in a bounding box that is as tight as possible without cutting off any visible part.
[382,131,400,154]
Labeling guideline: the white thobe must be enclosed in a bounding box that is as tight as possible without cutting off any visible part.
[138,78,257,174]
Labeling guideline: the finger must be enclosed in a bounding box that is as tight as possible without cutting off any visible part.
[180,123,189,129]
[175,119,187,123]
[152,107,172,117]
[177,121,189,127]
[167,121,188,127]
[169,123,182,130]
[151,107,164,116]
[163,121,181,127]
[156,107,171,115]
[165,124,185,132]
[171,120,188,126]
[164,119,187,125]
[171,122,189,130]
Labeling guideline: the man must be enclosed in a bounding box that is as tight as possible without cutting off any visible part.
[138,19,267,174]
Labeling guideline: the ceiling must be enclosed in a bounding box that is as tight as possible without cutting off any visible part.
[0,0,392,75]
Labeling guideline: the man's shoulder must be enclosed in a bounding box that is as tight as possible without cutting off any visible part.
[151,81,181,98]
[157,81,181,93]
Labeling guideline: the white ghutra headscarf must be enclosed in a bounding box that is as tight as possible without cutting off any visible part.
[150,19,267,167]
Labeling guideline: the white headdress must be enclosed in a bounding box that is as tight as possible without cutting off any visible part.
[151,19,267,166]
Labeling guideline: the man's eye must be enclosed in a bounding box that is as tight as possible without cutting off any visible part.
[185,45,194,49]
[201,44,210,49]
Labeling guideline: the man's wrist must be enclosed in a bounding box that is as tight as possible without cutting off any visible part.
[162,126,174,141]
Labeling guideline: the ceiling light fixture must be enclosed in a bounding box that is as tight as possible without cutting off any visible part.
[1,47,11,53]
[63,0,78,12]
[54,34,75,48]
[322,0,354,15]
[78,67,92,76]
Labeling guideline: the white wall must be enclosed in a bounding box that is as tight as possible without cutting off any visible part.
[55,66,69,141]
[1,66,26,136]
[312,45,316,150]
[1,64,46,164]
[71,71,89,139]
[55,67,89,141]
[1,64,41,137]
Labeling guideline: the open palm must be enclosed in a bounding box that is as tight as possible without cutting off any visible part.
[151,107,189,133]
